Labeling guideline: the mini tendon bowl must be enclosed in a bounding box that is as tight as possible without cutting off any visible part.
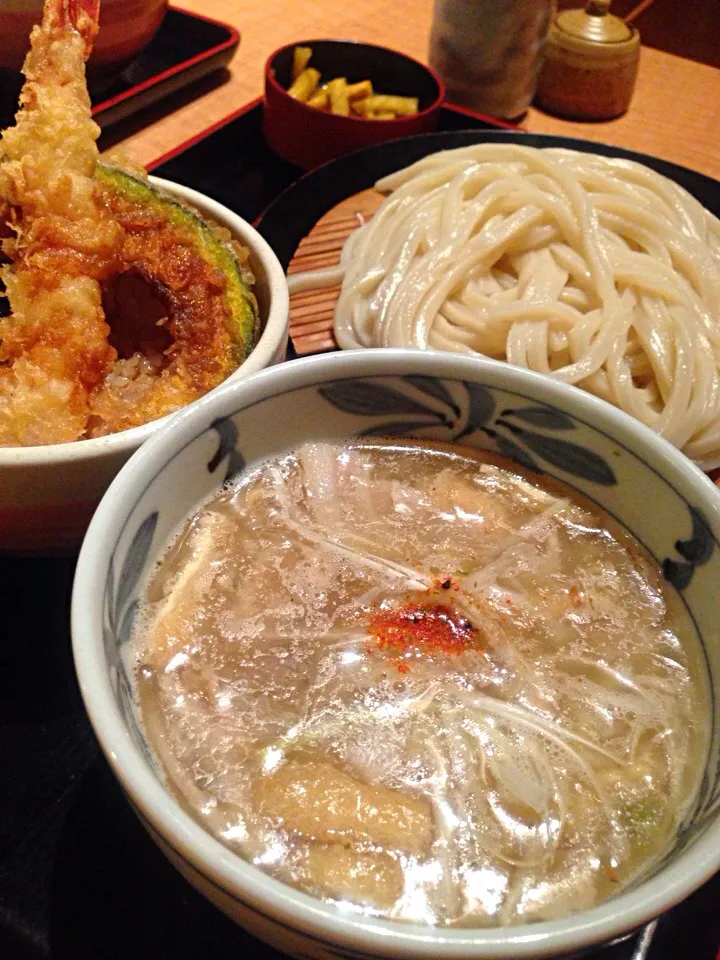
[263,40,444,170]
[72,349,720,959]
[0,179,289,555]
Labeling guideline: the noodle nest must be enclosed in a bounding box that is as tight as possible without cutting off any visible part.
[290,145,720,468]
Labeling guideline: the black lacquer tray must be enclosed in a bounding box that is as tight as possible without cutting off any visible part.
[0,7,239,131]
[1,101,718,960]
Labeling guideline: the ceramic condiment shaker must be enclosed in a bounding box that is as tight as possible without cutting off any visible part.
[535,0,640,120]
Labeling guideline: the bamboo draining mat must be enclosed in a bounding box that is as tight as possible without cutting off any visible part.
[287,187,384,355]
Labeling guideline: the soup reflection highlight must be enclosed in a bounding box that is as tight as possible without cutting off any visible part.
[132,440,709,926]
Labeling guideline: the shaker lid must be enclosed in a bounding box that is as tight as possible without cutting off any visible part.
[556,0,634,45]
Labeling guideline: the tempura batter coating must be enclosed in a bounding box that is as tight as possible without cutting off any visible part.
[0,0,122,445]
[0,0,259,447]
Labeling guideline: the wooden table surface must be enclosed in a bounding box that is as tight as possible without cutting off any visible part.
[115,0,720,182]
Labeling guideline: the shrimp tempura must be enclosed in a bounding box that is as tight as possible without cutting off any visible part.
[0,0,122,445]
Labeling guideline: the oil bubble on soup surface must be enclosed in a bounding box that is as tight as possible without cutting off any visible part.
[132,439,709,926]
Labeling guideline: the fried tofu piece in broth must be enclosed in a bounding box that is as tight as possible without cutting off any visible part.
[252,759,433,855]
[304,844,404,909]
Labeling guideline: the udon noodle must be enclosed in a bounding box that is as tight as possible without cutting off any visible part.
[288,145,720,468]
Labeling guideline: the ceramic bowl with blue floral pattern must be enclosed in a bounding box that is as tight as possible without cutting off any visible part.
[72,349,720,960]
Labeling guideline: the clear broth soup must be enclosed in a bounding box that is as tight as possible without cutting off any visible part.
[132,440,709,926]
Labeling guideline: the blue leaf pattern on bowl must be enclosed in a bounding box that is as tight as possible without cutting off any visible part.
[498,425,617,486]
[103,510,157,710]
[358,418,442,438]
[118,598,140,650]
[662,558,695,592]
[464,380,496,430]
[114,511,158,626]
[105,553,117,636]
[663,507,714,591]
[401,374,460,417]
[501,405,576,430]
[318,376,617,485]
[208,416,246,482]
[677,510,714,565]
[493,433,539,473]
[118,669,156,769]
[318,381,447,420]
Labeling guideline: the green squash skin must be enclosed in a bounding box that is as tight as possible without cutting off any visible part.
[95,163,260,366]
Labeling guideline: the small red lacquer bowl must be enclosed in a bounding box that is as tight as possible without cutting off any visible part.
[264,39,445,170]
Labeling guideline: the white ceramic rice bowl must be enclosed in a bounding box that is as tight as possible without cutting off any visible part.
[72,349,720,959]
[0,178,289,554]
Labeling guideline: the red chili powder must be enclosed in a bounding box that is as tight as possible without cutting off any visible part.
[367,600,480,672]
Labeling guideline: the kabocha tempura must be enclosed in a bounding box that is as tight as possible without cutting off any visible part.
[0,0,258,447]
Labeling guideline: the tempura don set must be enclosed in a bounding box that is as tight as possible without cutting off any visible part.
[2,0,717,939]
